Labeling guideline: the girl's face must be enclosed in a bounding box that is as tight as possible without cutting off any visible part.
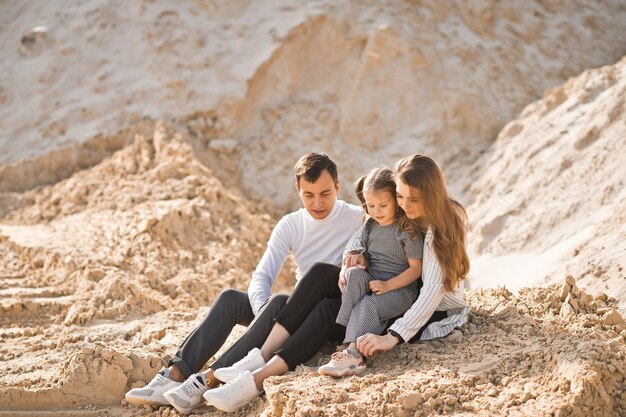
[395,179,425,220]
[363,190,397,226]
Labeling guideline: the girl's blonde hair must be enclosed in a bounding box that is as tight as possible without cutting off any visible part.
[354,166,419,239]
[394,154,470,291]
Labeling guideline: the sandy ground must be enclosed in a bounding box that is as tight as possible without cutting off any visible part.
[2,1,626,416]
[1,124,625,416]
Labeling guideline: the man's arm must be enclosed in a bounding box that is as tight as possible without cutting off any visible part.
[248,217,293,314]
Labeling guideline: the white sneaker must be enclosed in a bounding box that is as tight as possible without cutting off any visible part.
[163,373,208,414]
[203,370,262,412]
[125,368,182,406]
[318,348,366,377]
[213,347,266,383]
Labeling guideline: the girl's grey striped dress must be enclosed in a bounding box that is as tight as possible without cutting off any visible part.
[337,218,424,343]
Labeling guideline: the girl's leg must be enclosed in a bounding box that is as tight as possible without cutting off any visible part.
[336,267,374,326]
[344,288,416,343]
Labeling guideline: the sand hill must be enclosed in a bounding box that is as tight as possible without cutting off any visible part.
[1,1,626,416]
[3,1,626,207]
[467,56,626,314]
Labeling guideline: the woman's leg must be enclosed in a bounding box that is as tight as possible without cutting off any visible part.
[274,262,342,335]
[206,263,341,382]
[276,298,345,370]
[251,262,342,360]
[251,298,345,388]
[208,294,289,370]
[202,299,345,412]
[335,267,374,326]
[168,288,255,380]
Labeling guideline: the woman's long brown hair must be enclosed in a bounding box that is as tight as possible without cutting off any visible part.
[394,154,470,291]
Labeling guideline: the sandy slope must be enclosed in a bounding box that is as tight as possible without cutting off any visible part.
[467,57,626,314]
[0,125,289,410]
[3,1,626,209]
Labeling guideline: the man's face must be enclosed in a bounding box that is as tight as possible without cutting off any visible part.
[297,170,340,220]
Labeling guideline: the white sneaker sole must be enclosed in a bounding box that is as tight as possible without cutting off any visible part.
[125,394,169,406]
[162,391,200,415]
[205,397,251,413]
[318,365,366,377]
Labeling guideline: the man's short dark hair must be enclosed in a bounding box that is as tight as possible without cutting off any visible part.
[294,153,338,186]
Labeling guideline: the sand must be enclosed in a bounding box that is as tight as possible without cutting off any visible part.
[2,1,626,416]
[1,124,624,417]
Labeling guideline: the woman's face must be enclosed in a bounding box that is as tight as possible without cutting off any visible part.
[395,179,425,220]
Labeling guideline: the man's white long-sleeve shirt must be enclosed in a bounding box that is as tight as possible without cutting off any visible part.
[248,200,363,313]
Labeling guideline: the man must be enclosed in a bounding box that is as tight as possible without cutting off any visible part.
[125,153,362,412]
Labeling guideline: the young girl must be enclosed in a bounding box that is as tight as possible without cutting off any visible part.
[318,166,424,377]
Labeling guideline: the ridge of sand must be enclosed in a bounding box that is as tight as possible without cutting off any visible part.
[0,124,294,410]
[467,56,626,314]
[261,281,625,417]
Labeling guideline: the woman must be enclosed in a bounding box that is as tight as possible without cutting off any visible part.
[357,154,470,355]
[182,154,471,412]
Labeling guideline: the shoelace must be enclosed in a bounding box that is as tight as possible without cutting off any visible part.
[330,351,351,362]
[148,373,168,387]
[180,377,205,397]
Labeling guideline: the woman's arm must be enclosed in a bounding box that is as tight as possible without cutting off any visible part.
[356,332,401,356]
[368,258,422,294]
[357,230,447,355]
[356,280,444,357]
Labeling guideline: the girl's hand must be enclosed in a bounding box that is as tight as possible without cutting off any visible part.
[369,280,389,295]
[343,254,367,269]
[338,270,347,292]
[356,333,399,357]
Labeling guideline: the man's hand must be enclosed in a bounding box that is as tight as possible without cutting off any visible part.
[369,280,389,295]
[356,332,400,357]
[343,254,367,269]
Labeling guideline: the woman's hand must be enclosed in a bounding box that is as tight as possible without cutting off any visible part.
[343,254,367,269]
[356,333,400,357]
[369,280,389,295]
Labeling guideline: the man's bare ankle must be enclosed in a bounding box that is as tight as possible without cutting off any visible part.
[204,369,221,388]
[169,365,185,382]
